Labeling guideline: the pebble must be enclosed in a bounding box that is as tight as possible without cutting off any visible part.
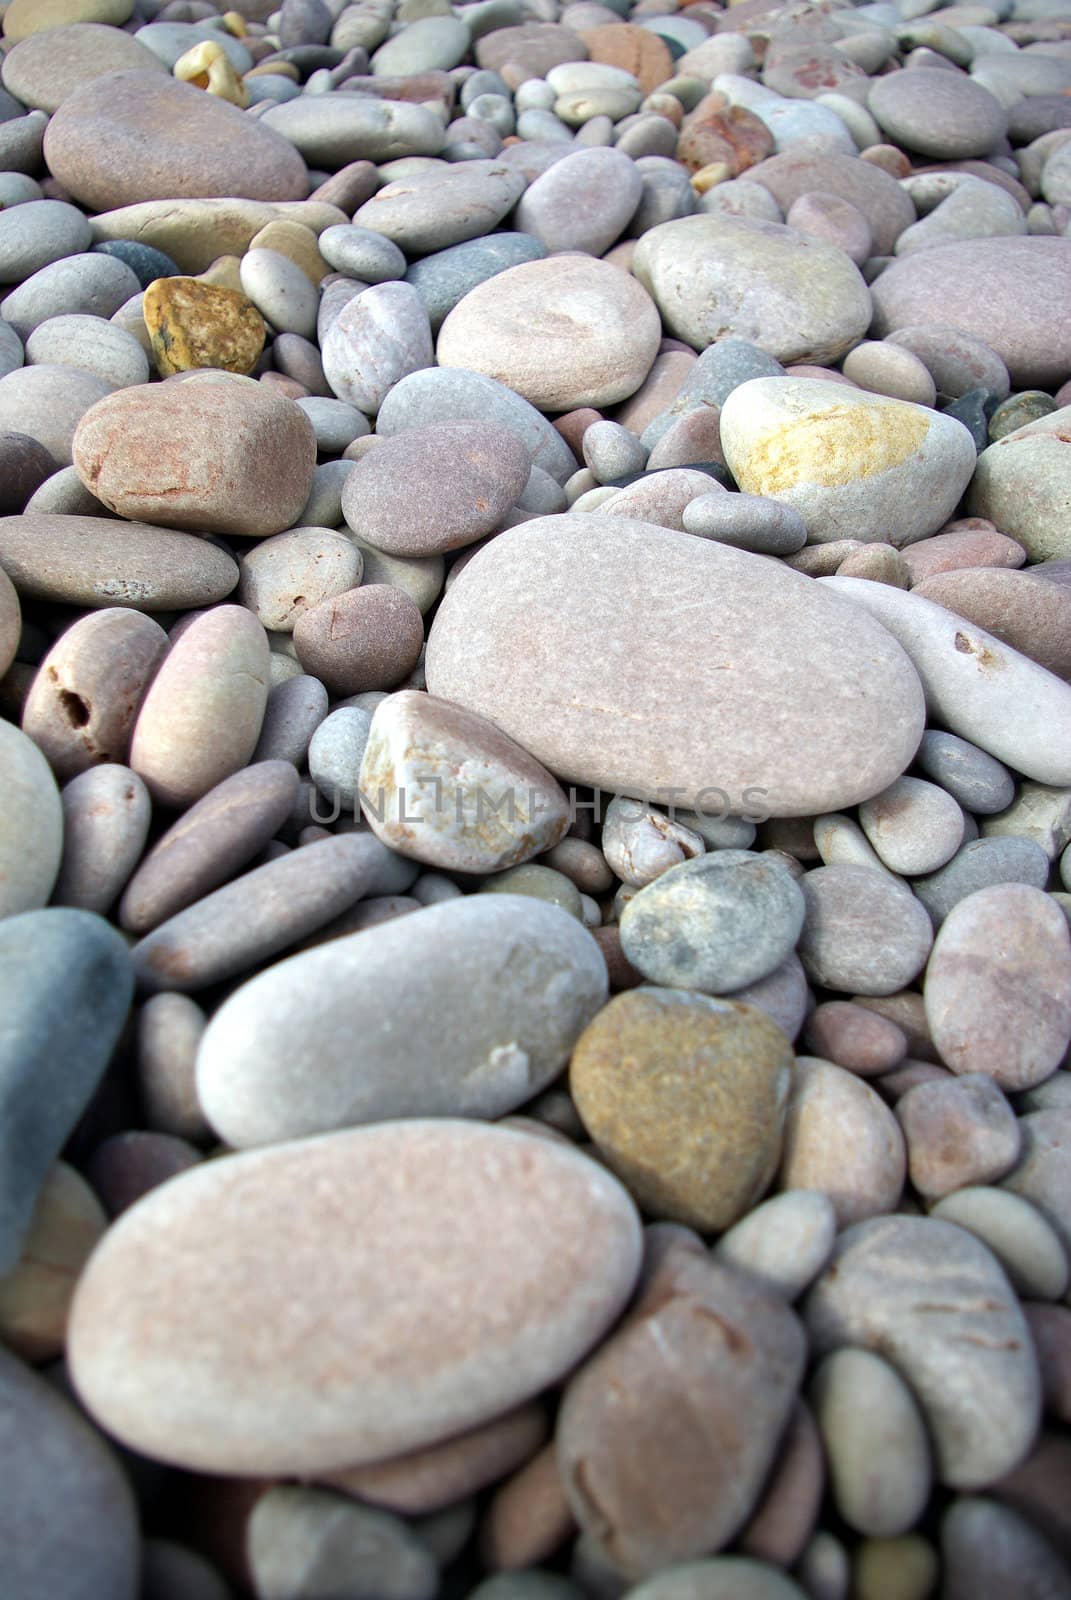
[515,146,644,255]
[43,69,309,212]
[969,404,1071,562]
[618,850,805,994]
[129,605,270,809]
[779,1058,907,1226]
[924,883,1071,1091]
[555,1232,806,1578]
[941,1497,1071,1600]
[569,989,793,1231]
[405,230,547,332]
[68,1120,641,1473]
[0,364,115,464]
[632,215,871,366]
[681,491,807,555]
[197,894,605,1144]
[308,705,371,813]
[914,729,1016,814]
[438,255,661,412]
[0,907,133,1273]
[142,276,266,377]
[720,376,976,546]
[293,582,424,694]
[912,835,1051,928]
[247,1486,439,1600]
[342,419,529,556]
[427,517,925,819]
[810,1346,932,1537]
[797,865,934,996]
[0,199,91,284]
[321,279,433,415]
[54,764,151,915]
[353,159,525,255]
[72,378,316,537]
[0,511,237,612]
[803,1001,907,1077]
[0,22,169,115]
[0,1160,106,1363]
[0,719,64,918]
[359,690,570,872]
[896,1072,1021,1198]
[0,431,52,515]
[600,796,704,889]
[819,577,1071,787]
[25,313,149,390]
[621,1561,808,1600]
[807,1213,1041,1489]
[0,1347,139,1600]
[931,1188,1070,1302]
[857,775,964,875]
[238,525,361,632]
[714,1190,837,1303]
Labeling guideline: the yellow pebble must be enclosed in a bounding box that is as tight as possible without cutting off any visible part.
[690,161,732,193]
[197,256,245,293]
[173,40,249,108]
[247,220,329,287]
[221,10,246,35]
[143,276,266,378]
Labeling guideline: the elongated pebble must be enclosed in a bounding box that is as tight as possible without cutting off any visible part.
[54,765,151,914]
[0,719,63,919]
[0,513,238,611]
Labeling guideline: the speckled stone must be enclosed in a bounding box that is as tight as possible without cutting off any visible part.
[68,1120,641,1474]
[376,367,577,484]
[857,775,964,875]
[321,280,433,416]
[915,730,1016,817]
[806,1214,1041,1489]
[897,1072,1021,1199]
[142,277,265,378]
[293,584,424,695]
[353,159,525,256]
[426,517,926,819]
[968,405,1071,563]
[797,865,933,996]
[569,988,794,1231]
[515,146,643,256]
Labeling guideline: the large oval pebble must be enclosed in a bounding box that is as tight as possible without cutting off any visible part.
[0,512,238,610]
[68,1120,641,1475]
[426,517,925,818]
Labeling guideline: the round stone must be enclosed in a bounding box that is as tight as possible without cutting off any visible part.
[425,516,926,819]
[968,406,1071,563]
[631,213,872,365]
[437,256,661,412]
[514,146,644,257]
[293,584,424,695]
[618,850,805,994]
[68,1120,642,1474]
[43,69,308,211]
[25,315,149,391]
[238,526,361,633]
[858,776,964,875]
[342,420,530,557]
[931,1188,1070,1302]
[780,1058,906,1226]
[924,883,1071,1091]
[569,988,794,1232]
[897,1072,1021,1199]
[0,719,63,918]
[797,865,934,996]
[0,199,91,284]
[867,68,1008,161]
[0,22,167,113]
[713,1189,836,1302]
[810,1347,932,1538]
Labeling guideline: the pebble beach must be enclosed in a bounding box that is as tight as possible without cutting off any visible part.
[2,0,1071,1595]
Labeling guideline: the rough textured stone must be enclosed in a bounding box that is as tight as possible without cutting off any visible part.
[43,70,308,211]
[143,277,265,378]
[569,989,794,1231]
[426,517,925,818]
[68,1121,641,1475]
[72,380,316,538]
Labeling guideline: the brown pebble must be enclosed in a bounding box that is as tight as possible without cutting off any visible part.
[54,763,152,914]
[738,1400,826,1568]
[143,276,266,378]
[293,583,424,695]
[896,1072,1022,1199]
[0,1162,106,1362]
[479,1441,577,1572]
[803,1001,908,1078]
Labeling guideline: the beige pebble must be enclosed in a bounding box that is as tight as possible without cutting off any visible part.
[129,605,270,809]
[841,341,938,406]
[0,718,63,916]
[238,524,362,632]
[135,992,212,1144]
[810,1346,932,1538]
[478,1441,576,1573]
[853,1535,939,1600]
[0,563,19,678]
[53,764,151,914]
[779,1057,907,1225]
[0,1162,106,1362]
[931,1187,1070,1300]
[21,607,169,781]
[713,1189,837,1301]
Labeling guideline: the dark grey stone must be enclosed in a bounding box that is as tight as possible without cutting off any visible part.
[405,231,546,331]
[93,239,180,290]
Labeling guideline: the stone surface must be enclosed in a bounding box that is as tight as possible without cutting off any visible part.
[0,364,116,464]
[197,895,607,1146]
[0,718,63,917]
[941,1497,1071,1600]
[618,850,805,994]
[359,691,570,873]
[810,1347,932,1538]
[426,517,925,819]
[321,280,433,416]
[54,764,151,915]
[438,256,661,412]
[43,70,308,211]
[719,376,976,546]
[797,865,933,996]
[870,238,1071,391]
[569,989,794,1231]
[0,1346,139,1600]
[293,584,424,695]
[932,1188,1069,1302]
[0,1160,106,1362]
[0,908,133,1273]
[143,277,265,378]
[72,379,316,538]
[0,512,237,611]
[819,578,1071,787]
[238,526,362,634]
[631,214,871,366]
[68,1120,641,1474]
[342,420,530,556]
[713,1190,836,1303]
[556,1232,806,1579]
[805,1214,1041,1490]
[515,146,644,256]
[779,1057,906,1226]
[968,406,1071,563]
[913,570,1071,680]
[924,883,1071,1091]
[857,775,964,875]
[0,21,166,114]
[377,367,577,484]
[868,67,1007,160]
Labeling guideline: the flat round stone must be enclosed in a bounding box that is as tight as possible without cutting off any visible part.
[0,512,237,610]
[797,865,934,996]
[67,1120,641,1475]
[0,22,167,113]
[868,67,1007,160]
[425,516,925,819]
[437,256,661,412]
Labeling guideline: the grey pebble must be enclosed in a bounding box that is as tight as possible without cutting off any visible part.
[914,729,1016,814]
[377,367,577,484]
[912,836,1051,927]
[0,199,91,285]
[308,705,373,811]
[682,491,807,555]
[295,396,369,453]
[404,231,547,332]
[0,253,141,340]
[253,672,329,767]
[319,223,408,283]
